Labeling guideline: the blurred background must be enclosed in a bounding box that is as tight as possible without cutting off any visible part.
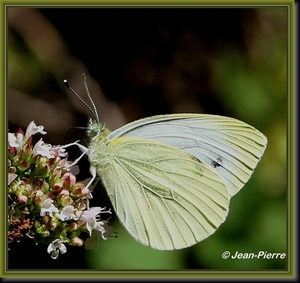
[7,7,288,271]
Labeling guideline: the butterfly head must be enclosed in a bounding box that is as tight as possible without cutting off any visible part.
[86,118,109,139]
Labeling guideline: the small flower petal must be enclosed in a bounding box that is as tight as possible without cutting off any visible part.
[25,121,47,140]
[8,173,18,185]
[80,207,112,237]
[40,198,59,217]
[80,207,103,221]
[59,205,80,221]
[32,139,52,158]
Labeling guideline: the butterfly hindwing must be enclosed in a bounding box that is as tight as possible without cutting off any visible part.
[89,137,230,250]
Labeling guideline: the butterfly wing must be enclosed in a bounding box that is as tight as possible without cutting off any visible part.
[95,137,230,250]
[108,114,268,197]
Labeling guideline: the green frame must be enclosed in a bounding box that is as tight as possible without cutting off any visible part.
[1,0,295,280]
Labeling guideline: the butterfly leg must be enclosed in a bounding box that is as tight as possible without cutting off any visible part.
[53,141,98,190]
[54,140,89,152]
[84,166,97,191]
[53,141,90,167]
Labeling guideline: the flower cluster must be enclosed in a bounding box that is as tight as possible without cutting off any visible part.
[8,121,114,259]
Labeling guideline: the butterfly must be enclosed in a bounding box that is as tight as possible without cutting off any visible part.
[64,74,267,251]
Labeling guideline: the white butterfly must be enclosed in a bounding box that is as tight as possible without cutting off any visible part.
[64,74,267,251]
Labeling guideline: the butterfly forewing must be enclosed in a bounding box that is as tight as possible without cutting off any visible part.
[89,136,230,250]
[108,114,268,197]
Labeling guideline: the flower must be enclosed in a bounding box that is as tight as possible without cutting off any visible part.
[8,121,46,151]
[47,239,67,259]
[25,120,47,140]
[8,121,115,259]
[80,207,106,236]
[80,207,114,250]
[40,198,59,217]
[84,220,115,251]
[32,139,53,158]
[59,205,81,221]
[8,132,23,149]
[8,173,18,185]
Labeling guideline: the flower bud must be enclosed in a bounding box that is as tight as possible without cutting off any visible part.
[33,220,41,229]
[41,230,50,238]
[38,180,49,194]
[63,173,76,188]
[52,182,63,193]
[69,222,78,231]
[18,195,27,205]
[50,220,57,230]
[71,237,84,246]
[18,159,30,171]
[41,215,51,225]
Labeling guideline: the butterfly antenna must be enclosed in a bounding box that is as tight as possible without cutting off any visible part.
[82,73,100,124]
[63,74,100,123]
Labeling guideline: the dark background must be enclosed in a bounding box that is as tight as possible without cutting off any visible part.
[7,7,288,271]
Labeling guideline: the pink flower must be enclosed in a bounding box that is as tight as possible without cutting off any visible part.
[25,121,46,140]
[32,139,52,158]
[63,173,76,188]
[8,132,24,150]
[8,173,18,185]
[18,195,28,205]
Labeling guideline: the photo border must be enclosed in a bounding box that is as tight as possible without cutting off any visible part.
[1,0,296,280]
